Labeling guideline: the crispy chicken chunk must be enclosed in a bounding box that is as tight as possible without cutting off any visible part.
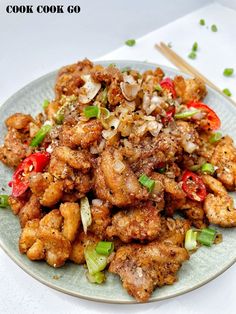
[202,175,236,227]
[174,76,207,104]
[19,219,40,253]
[106,202,162,243]
[29,172,53,196]
[53,146,91,173]
[109,241,189,302]
[179,200,207,229]
[59,202,81,242]
[210,136,236,191]
[19,194,42,227]
[8,195,27,215]
[71,120,103,148]
[94,148,148,206]
[5,113,33,130]
[40,180,64,207]
[88,200,111,238]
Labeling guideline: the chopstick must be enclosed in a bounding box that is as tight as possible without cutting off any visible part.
[155,42,236,107]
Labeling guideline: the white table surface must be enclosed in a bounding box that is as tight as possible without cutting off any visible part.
[1,1,236,313]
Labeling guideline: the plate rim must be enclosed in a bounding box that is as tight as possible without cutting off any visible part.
[0,59,236,304]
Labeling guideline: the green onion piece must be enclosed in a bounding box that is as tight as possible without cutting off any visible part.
[42,99,50,109]
[84,106,100,119]
[211,24,218,32]
[108,63,116,67]
[197,228,216,246]
[80,197,92,234]
[188,51,197,59]
[174,109,200,119]
[185,229,198,251]
[100,107,110,119]
[125,39,136,47]
[190,164,201,172]
[139,174,155,192]
[84,245,107,275]
[154,84,163,92]
[101,88,108,104]
[0,195,9,208]
[30,124,52,147]
[223,68,234,77]
[96,241,114,256]
[86,271,106,284]
[192,42,198,52]
[201,163,215,175]
[199,19,205,26]
[222,88,232,97]
[209,132,222,144]
[157,167,166,174]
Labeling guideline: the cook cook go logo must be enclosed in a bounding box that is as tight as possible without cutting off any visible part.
[6,4,81,14]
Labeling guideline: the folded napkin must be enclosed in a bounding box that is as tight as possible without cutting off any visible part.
[99,2,236,100]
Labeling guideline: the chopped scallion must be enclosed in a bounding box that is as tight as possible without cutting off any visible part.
[185,229,198,251]
[84,245,107,275]
[197,228,216,246]
[154,84,163,92]
[174,109,200,119]
[223,68,234,77]
[86,271,105,284]
[209,132,222,144]
[139,174,155,192]
[101,88,108,104]
[211,24,218,32]
[201,163,215,175]
[125,39,136,47]
[55,113,64,125]
[84,106,100,119]
[199,19,205,26]
[222,88,232,97]
[96,241,114,256]
[42,99,50,109]
[100,107,110,119]
[190,164,201,172]
[192,42,198,52]
[80,197,92,234]
[30,124,52,147]
[188,51,197,59]
[0,195,9,208]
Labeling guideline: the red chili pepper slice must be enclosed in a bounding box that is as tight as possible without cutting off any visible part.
[161,106,176,124]
[187,101,221,130]
[182,170,207,202]
[160,78,177,98]
[9,152,50,197]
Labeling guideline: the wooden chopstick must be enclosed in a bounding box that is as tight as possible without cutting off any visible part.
[155,42,236,107]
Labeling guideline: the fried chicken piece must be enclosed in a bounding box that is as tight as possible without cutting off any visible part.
[5,113,33,130]
[19,209,71,267]
[8,195,27,215]
[210,136,236,191]
[40,180,64,207]
[19,219,40,253]
[174,76,207,103]
[175,121,200,154]
[94,148,148,206]
[91,65,123,84]
[204,194,236,227]
[69,232,99,264]
[55,59,93,98]
[88,200,111,238]
[74,172,93,198]
[109,241,189,302]
[48,154,74,180]
[19,195,42,227]
[44,100,61,120]
[106,202,162,243]
[0,128,31,167]
[40,209,63,230]
[152,173,186,199]
[107,81,125,106]
[29,172,53,196]
[179,200,207,229]
[71,120,103,148]
[59,124,77,149]
[59,202,81,242]
[202,175,236,227]
[53,146,91,173]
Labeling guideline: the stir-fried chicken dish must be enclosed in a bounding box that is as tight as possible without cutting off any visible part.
[1,59,236,302]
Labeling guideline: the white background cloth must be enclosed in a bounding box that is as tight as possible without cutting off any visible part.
[1,1,236,313]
